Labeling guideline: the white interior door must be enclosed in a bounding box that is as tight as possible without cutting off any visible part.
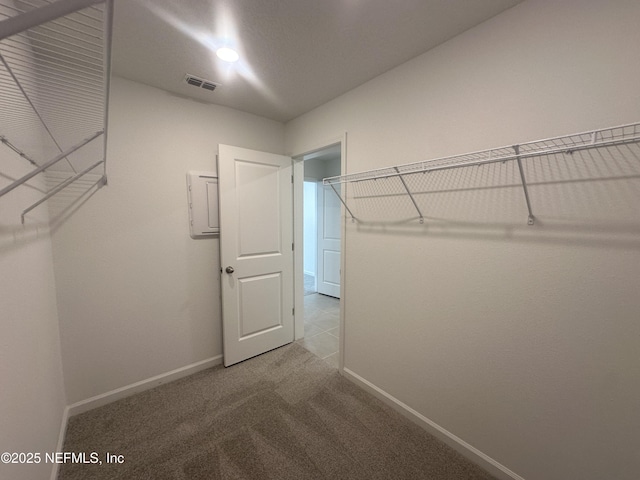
[218,145,294,366]
[316,182,341,298]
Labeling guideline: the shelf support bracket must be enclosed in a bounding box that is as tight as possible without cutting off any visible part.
[513,145,535,225]
[329,183,358,223]
[394,167,424,223]
[0,135,38,166]
[0,53,78,173]
[0,130,103,199]
[21,160,105,223]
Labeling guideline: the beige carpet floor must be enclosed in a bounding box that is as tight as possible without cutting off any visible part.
[59,343,497,480]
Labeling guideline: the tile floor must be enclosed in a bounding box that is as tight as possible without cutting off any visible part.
[297,292,340,368]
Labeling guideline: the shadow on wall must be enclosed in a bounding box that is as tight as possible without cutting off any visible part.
[0,171,47,253]
[355,218,640,251]
[46,173,106,234]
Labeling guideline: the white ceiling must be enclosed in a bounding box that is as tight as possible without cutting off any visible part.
[111,0,522,123]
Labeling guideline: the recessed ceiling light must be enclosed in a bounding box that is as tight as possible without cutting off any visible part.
[216,47,239,63]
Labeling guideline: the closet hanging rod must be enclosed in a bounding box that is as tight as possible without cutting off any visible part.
[0,134,37,165]
[0,130,103,198]
[323,122,640,186]
[21,159,104,223]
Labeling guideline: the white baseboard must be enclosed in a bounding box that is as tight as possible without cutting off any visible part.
[67,355,223,417]
[49,356,221,478]
[51,355,222,478]
[50,405,70,480]
[341,367,525,480]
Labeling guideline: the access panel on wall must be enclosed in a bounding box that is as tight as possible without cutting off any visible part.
[186,171,219,238]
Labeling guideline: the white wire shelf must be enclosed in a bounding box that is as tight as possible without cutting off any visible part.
[0,0,113,223]
[323,122,640,225]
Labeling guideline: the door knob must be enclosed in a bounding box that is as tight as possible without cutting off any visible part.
[225,266,235,274]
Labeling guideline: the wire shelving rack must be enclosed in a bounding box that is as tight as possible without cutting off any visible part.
[324,122,640,225]
[0,0,113,223]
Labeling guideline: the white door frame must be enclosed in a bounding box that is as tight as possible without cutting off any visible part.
[292,133,347,372]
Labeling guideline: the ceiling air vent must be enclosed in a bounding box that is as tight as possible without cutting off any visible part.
[184,74,220,92]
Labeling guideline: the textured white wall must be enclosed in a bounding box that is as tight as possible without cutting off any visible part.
[286,1,640,479]
[0,148,66,480]
[52,77,285,403]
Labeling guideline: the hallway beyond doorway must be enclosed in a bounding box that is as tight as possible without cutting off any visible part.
[298,293,339,368]
[304,273,316,296]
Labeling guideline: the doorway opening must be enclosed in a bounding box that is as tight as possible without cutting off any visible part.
[295,143,342,368]
[303,180,318,296]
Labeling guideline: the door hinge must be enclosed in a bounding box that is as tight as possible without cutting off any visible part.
[292,307,295,316]
[292,242,294,251]
[291,175,294,183]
